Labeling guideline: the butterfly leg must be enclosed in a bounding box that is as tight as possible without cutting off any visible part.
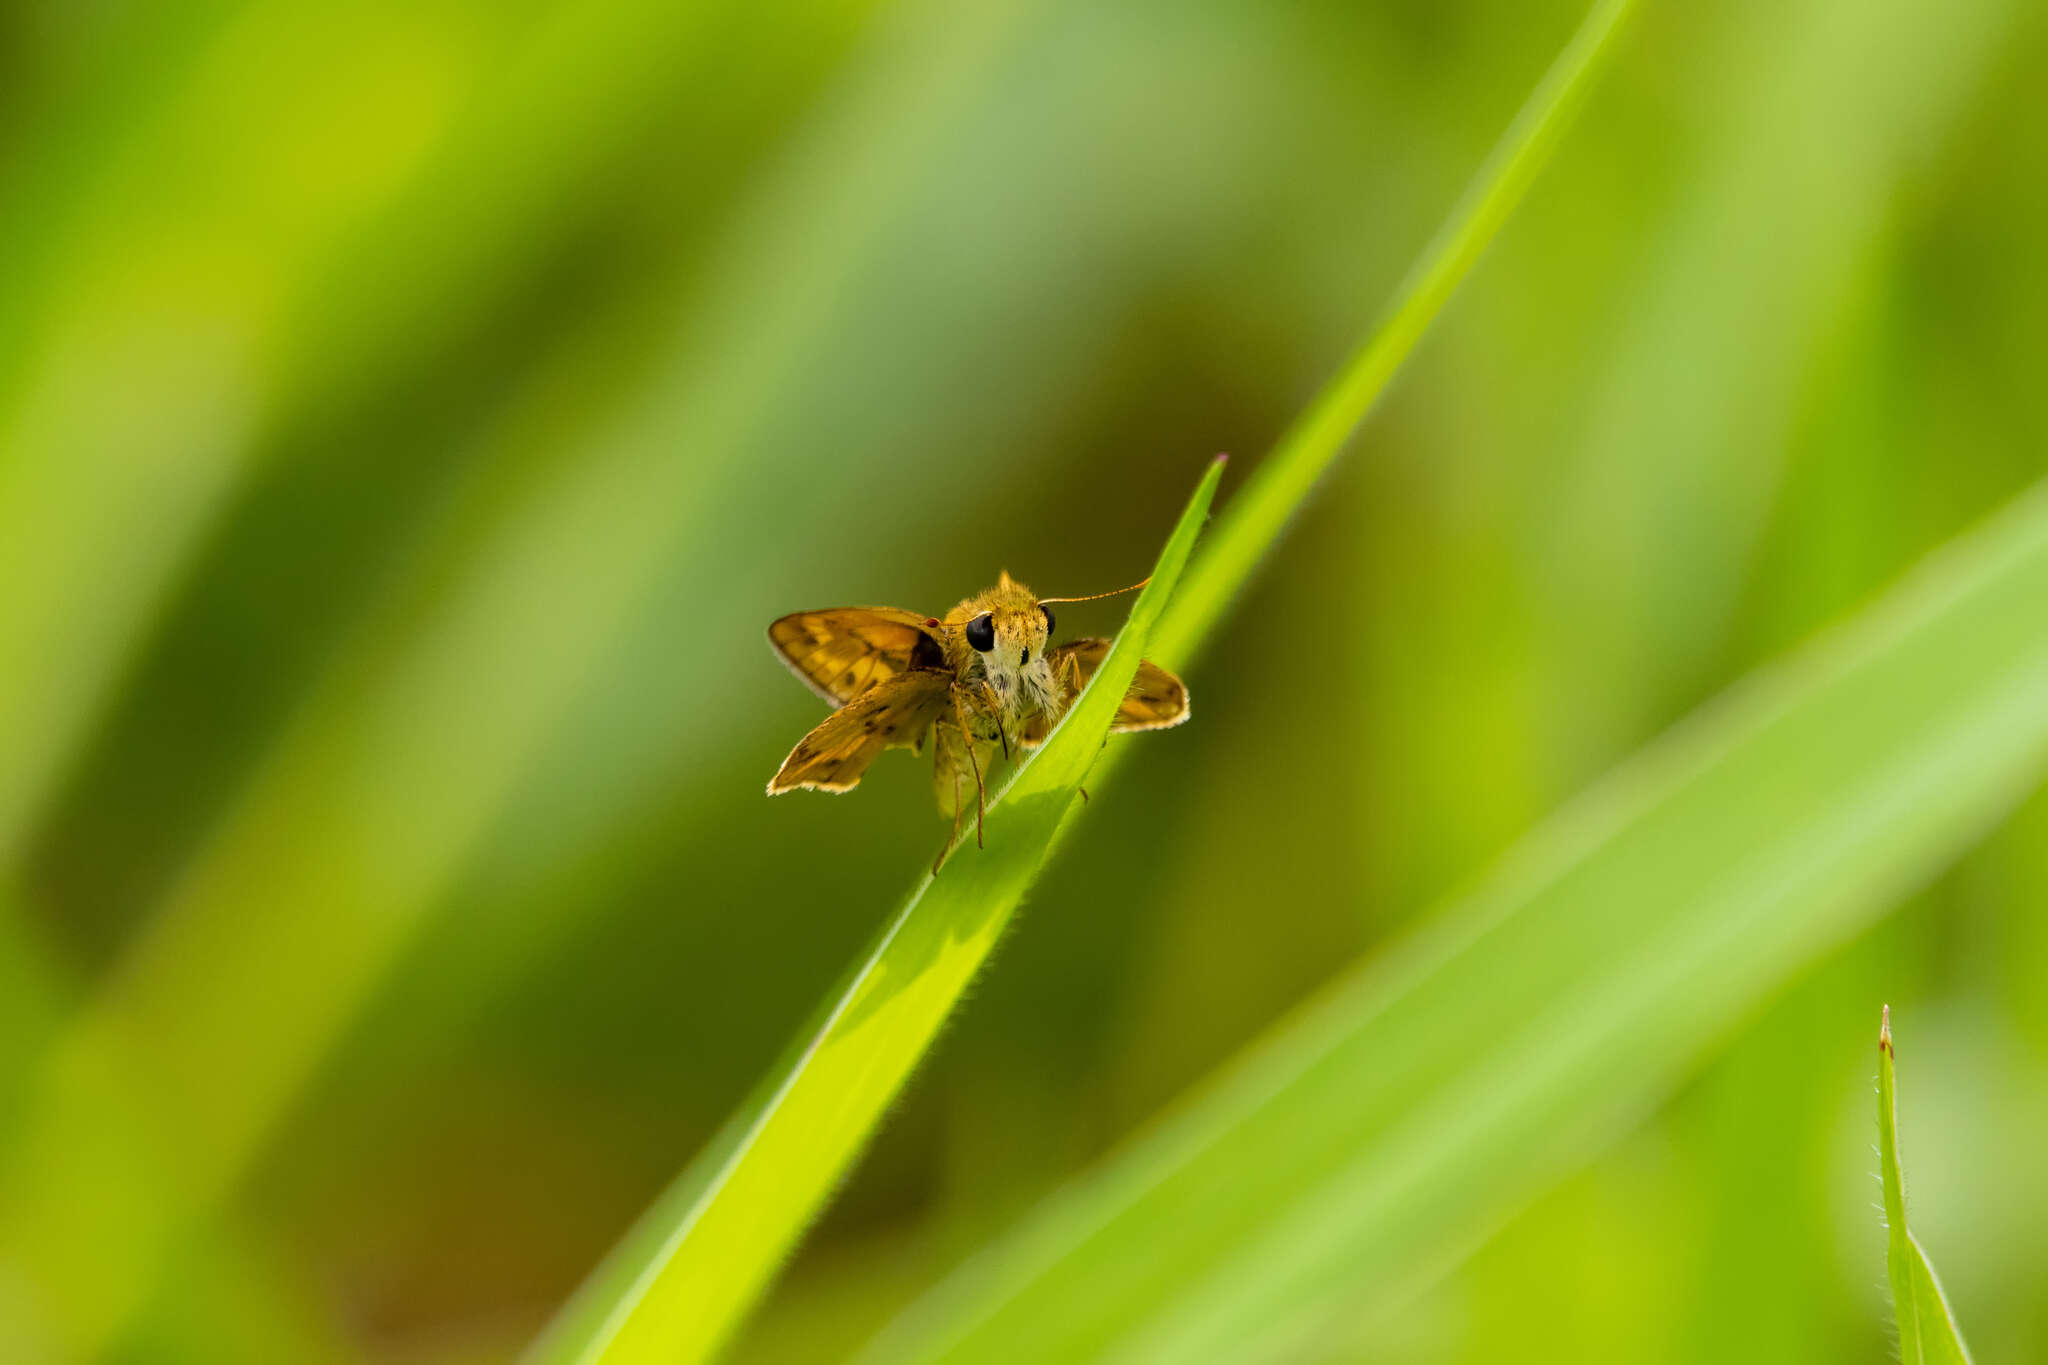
[975,680,1011,760]
[948,768,963,848]
[933,754,967,876]
[1055,653,1091,799]
[930,722,972,873]
[949,687,988,848]
[1059,650,1085,704]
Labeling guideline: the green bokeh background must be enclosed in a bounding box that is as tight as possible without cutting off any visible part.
[4,0,2046,1360]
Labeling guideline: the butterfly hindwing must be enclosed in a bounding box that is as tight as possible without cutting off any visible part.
[1020,637,1189,746]
[768,669,951,795]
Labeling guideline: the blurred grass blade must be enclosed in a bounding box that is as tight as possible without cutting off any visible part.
[1531,0,2009,766]
[1150,0,1634,668]
[0,4,1032,1356]
[0,0,711,869]
[524,457,1222,1365]
[1879,1008,1975,1365]
[525,0,1634,1357]
[527,0,1643,1354]
[866,481,2048,1363]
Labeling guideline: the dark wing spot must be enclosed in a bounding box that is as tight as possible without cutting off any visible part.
[910,630,945,671]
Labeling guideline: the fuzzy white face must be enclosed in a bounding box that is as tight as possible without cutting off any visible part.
[978,633,1059,728]
[960,602,1059,731]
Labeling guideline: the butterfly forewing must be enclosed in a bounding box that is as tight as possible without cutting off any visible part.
[768,607,944,705]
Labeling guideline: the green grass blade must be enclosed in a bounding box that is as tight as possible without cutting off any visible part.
[1879,1008,1975,1365]
[1150,0,1635,669]
[866,482,2048,1362]
[526,2,1644,1354]
[523,457,1223,1365]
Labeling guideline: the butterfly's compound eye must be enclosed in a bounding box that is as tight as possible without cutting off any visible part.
[1039,604,1055,635]
[965,612,996,652]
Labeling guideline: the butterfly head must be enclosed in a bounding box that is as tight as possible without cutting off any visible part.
[951,573,1058,720]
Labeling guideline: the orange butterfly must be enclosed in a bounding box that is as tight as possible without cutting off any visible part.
[767,571,1188,864]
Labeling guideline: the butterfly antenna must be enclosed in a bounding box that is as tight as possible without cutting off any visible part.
[1038,576,1151,605]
